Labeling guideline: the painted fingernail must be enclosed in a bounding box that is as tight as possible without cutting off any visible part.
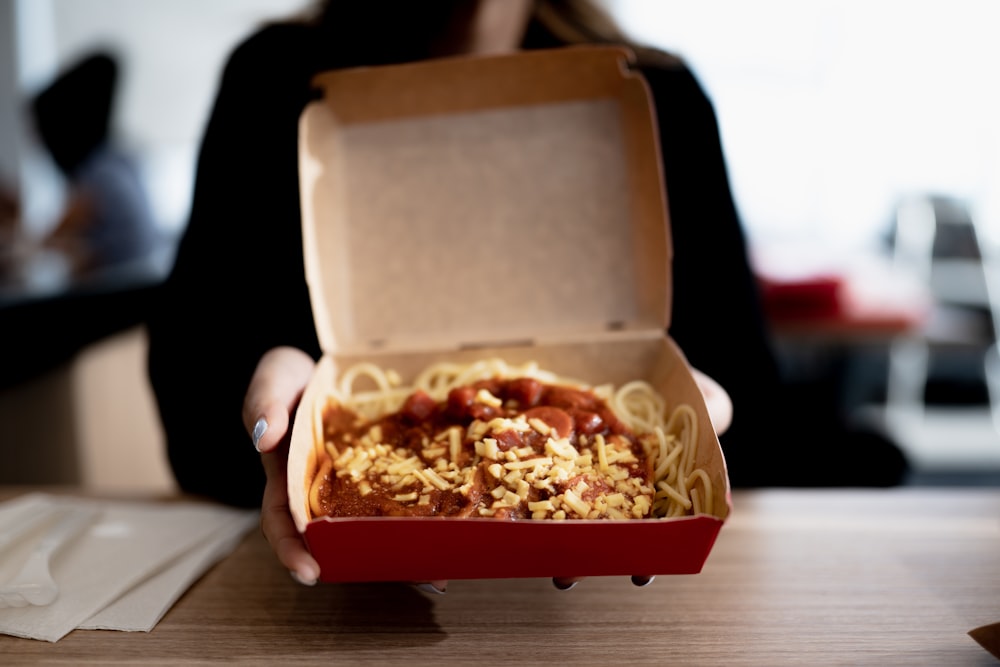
[631,575,655,587]
[414,583,446,595]
[553,579,577,591]
[252,417,268,452]
[291,569,317,586]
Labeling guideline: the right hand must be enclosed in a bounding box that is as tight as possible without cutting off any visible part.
[692,367,733,435]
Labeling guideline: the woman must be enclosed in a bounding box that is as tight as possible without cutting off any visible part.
[148,0,900,592]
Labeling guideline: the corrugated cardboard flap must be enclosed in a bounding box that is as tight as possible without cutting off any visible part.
[299,45,671,355]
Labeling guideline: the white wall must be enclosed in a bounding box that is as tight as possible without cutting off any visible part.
[13,0,997,255]
[609,0,1000,252]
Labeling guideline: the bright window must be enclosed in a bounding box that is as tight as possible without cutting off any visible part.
[608,0,1000,252]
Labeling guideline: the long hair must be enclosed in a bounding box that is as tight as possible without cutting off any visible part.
[529,0,631,45]
[523,0,680,68]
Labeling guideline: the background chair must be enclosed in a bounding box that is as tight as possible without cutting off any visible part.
[883,193,1000,472]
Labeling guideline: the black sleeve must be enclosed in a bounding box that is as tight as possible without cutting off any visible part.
[644,62,908,487]
[147,25,322,507]
[641,63,786,484]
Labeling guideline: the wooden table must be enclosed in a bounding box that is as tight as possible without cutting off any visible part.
[2,487,998,665]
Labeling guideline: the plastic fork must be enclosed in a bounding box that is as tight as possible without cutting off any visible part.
[0,507,98,608]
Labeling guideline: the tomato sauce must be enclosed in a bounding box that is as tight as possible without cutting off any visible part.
[314,377,656,521]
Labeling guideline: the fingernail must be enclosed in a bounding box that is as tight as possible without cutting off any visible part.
[252,417,268,452]
[631,575,655,587]
[553,580,577,591]
[414,583,446,595]
[290,569,317,586]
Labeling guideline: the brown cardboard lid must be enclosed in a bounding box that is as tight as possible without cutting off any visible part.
[299,45,671,355]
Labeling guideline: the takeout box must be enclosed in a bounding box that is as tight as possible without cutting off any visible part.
[288,45,732,583]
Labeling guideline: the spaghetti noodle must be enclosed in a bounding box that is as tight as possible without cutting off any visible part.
[308,358,712,521]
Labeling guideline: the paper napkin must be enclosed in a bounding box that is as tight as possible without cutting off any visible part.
[79,510,256,632]
[0,492,257,642]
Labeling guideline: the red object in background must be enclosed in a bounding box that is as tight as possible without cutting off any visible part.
[758,274,845,321]
[756,269,930,339]
[751,242,931,338]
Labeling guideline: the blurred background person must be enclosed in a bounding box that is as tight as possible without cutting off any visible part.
[0,178,21,284]
[28,49,158,282]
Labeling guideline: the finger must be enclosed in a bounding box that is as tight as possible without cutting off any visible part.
[260,447,320,584]
[691,368,733,435]
[413,580,448,595]
[242,346,316,453]
[552,576,584,591]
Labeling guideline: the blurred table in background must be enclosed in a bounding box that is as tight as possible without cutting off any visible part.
[752,241,1000,479]
[0,231,174,390]
[0,229,174,488]
[754,241,931,343]
[753,241,931,407]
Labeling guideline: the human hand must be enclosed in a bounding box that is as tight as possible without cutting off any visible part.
[552,367,732,592]
[242,346,321,586]
[691,367,733,435]
[242,346,450,594]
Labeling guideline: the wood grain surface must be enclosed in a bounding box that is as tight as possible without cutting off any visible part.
[2,487,998,666]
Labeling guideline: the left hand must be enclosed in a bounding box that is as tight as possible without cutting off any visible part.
[552,367,732,591]
[242,346,322,586]
[243,346,449,594]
